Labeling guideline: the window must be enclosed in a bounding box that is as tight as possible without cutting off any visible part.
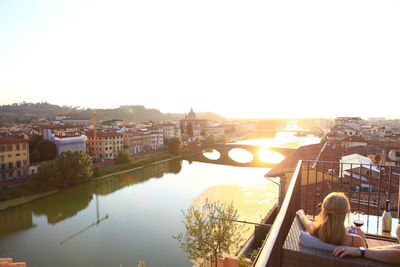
[0,146,5,152]
[16,161,21,168]
[16,153,21,156]
[22,144,27,149]
[16,144,20,150]
[6,145,12,151]
[1,164,5,170]
[8,162,13,169]
[395,151,400,158]
[8,154,12,158]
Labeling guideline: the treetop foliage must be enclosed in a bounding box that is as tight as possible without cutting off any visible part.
[174,200,244,265]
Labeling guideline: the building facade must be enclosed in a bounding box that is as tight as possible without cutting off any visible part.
[123,130,164,154]
[43,129,87,156]
[0,137,30,182]
[180,108,209,137]
[86,131,124,160]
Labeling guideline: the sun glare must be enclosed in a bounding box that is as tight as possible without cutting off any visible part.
[258,148,285,164]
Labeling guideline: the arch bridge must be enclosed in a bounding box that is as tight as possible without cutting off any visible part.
[186,144,295,168]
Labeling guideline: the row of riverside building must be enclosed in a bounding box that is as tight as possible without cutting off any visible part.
[0,108,257,183]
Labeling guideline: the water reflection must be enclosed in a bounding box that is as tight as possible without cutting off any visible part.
[0,160,273,267]
[0,159,183,234]
[0,204,34,238]
[191,183,278,249]
[33,185,93,224]
[228,148,253,163]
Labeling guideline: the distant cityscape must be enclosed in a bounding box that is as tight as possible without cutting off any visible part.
[1,101,400,185]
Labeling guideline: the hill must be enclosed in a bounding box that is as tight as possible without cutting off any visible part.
[0,102,225,123]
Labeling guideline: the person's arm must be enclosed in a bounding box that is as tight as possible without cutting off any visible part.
[296,209,315,233]
[333,246,400,264]
[351,234,366,248]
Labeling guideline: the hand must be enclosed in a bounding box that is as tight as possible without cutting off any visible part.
[333,246,360,258]
[356,227,366,239]
[296,209,305,217]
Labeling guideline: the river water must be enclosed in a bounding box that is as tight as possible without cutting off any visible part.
[0,133,319,267]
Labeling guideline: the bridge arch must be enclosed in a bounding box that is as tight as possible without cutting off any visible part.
[186,144,294,167]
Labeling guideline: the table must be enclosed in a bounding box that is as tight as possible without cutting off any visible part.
[360,215,399,240]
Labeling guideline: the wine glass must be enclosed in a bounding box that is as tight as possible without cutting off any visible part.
[353,211,365,228]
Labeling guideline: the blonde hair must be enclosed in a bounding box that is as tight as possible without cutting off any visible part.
[312,192,350,245]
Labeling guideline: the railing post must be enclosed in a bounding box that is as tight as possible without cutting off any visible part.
[398,175,400,219]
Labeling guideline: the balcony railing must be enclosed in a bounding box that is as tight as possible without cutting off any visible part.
[253,160,400,267]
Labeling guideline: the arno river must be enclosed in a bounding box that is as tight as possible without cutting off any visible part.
[0,132,319,267]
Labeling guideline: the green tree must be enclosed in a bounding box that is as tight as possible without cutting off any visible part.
[37,140,57,161]
[116,150,131,164]
[37,160,57,184]
[186,122,194,138]
[38,150,93,188]
[30,149,41,163]
[167,137,183,155]
[29,134,43,153]
[174,200,244,266]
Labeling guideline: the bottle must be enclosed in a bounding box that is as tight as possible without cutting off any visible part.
[382,200,392,232]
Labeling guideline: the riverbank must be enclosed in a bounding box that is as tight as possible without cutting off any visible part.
[0,153,181,211]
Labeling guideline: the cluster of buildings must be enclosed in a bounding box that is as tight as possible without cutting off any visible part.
[1,108,253,183]
[267,116,400,214]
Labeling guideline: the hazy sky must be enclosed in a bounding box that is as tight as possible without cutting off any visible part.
[0,0,399,118]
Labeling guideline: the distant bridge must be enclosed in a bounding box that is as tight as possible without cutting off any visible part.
[185,144,295,168]
[253,129,323,135]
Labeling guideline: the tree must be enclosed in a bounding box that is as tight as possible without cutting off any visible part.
[30,149,41,163]
[202,135,216,145]
[174,200,244,266]
[29,134,43,153]
[37,140,57,161]
[116,150,131,164]
[186,122,194,138]
[167,137,183,155]
[38,150,93,188]
[37,160,57,184]
[200,129,207,137]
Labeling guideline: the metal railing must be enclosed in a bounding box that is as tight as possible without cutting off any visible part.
[253,160,400,267]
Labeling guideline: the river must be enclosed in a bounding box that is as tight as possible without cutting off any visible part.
[0,132,319,267]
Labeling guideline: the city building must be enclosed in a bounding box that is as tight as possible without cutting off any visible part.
[180,108,209,137]
[43,129,87,156]
[0,136,30,182]
[334,117,364,131]
[123,129,164,154]
[86,131,124,160]
[157,124,181,143]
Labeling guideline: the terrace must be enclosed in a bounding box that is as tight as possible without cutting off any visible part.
[253,160,399,267]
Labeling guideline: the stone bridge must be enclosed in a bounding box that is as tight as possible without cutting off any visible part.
[185,144,295,168]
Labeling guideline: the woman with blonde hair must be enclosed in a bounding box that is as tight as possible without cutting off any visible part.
[297,192,366,247]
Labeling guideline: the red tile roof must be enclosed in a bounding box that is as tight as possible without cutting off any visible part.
[85,131,123,138]
[266,143,385,177]
[342,136,367,143]
[0,136,29,145]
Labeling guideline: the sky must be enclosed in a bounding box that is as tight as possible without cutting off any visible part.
[0,0,399,119]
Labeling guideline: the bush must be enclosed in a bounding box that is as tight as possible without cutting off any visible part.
[116,150,131,164]
[167,137,183,155]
